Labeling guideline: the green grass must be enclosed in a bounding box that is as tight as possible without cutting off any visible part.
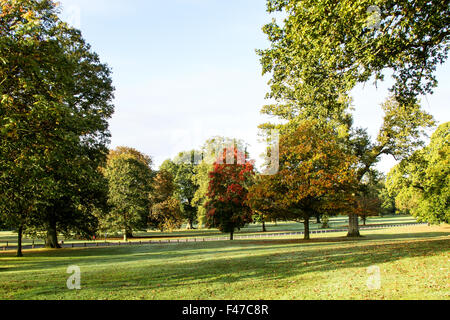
[0,215,419,246]
[0,223,449,300]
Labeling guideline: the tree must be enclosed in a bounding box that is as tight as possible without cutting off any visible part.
[247,174,279,233]
[0,0,115,250]
[257,0,444,236]
[192,161,211,228]
[248,120,358,240]
[150,197,183,232]
[379,182,397,216]
[149,169,183,232]
[161,151,199,229]
[205,147,255,240]
[192,137,248,228]
[355,171,383,225]
[386,122,449,224]
[103,147,153,241]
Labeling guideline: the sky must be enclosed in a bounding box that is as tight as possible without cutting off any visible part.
[58,0,450,173]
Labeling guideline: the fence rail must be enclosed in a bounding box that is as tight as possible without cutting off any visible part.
[1,222,429,252]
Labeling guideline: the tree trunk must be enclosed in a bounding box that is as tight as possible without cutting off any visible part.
[303,217,310,240]
[124,227,133,241]
[17,225,23,257]
[347,213,361,237]
[45,219,60,248]
[362,216,367,226]
[230,230,234,241]
[316,215,321,224]
[187,220,195,230]
[262,221,267,232]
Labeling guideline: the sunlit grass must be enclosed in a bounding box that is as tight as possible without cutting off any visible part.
[0,223,448,300]
[0,215,418,247]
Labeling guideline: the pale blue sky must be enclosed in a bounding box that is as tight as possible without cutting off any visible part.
[58,0,450,173]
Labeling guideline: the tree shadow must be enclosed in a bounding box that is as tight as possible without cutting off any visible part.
[1,229,448,299]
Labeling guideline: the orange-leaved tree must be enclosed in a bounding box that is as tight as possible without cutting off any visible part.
[205,146,255,240]
[248,120,358,240]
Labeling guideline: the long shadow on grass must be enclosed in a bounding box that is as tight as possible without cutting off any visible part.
[1,230,448,281]
[81,237,449,295]
[10,236,448,299]
[1,230,448,274]
[0,239,350,273]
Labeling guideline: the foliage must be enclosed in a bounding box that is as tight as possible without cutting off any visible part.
[247,174,279,231]
[103,147,153,240]
[248,120,358,239]
[321,214,330,229]
[257,0,444,236]
[354,170,383,224]
[161,151,199,229]
[0,0,115,249]
[386,122,449,224]
[149,197,183,232]
[205,147,255,240]
[259,0,449,109]
[149,169,183,232]
[192,137,248,228]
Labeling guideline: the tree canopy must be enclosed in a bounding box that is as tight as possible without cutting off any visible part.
[0,0,115,252]
[205,147,255,240]
[103,147,153,240]
[257,0,445,236]
[387,122,449,224]
[248,120,358,239]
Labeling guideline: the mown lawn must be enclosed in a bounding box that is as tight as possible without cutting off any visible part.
[0,215,418,246]
[0,224,448,300]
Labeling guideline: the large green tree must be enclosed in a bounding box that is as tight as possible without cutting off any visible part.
[0,0,115,250]
[386,122,449,224]
[257,0,445,236]
[103,147,153,241]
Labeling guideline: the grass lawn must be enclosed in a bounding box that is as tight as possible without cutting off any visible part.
[0,223,449,300]
[0,215,419,246]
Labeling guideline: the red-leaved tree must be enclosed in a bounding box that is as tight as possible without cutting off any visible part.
[205,147,255,240]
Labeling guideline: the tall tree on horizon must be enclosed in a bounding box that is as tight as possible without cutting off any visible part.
[0,0,115,251]
[257,0,445,236]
